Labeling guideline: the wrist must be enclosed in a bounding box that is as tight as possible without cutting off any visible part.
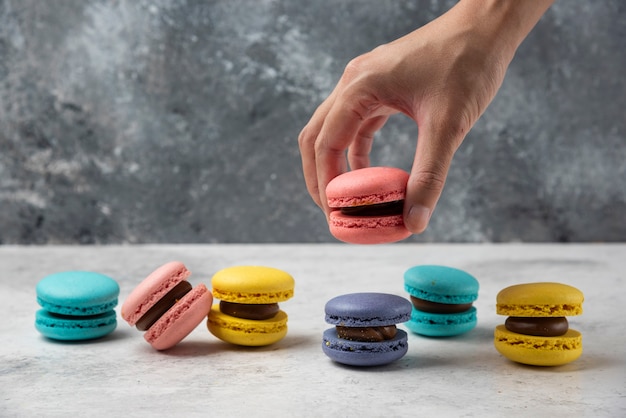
[451,0,554,62]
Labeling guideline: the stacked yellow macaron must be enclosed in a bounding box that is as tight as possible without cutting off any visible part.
[207,266,295,346]
[494,282,584,366]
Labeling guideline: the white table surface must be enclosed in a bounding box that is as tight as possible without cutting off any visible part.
[1,244,625,417]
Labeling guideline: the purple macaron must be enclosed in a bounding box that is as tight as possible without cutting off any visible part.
[322,292,412,366]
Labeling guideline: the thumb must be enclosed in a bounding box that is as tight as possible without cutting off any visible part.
[404,122,462,234]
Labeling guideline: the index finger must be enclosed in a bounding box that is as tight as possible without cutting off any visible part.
[314,97,366,216]
[298,95,337,209]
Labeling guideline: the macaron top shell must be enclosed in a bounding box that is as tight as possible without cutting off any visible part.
[496,282,584,317]
[404,265,479,304]
[326,167,409,208]
[211,266,295,304]
[36,271,119,316]
[325,293,412,327]
[121,261,191,326]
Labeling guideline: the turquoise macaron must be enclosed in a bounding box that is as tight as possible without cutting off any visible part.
[403,265,479,337]
[35,271,120,341]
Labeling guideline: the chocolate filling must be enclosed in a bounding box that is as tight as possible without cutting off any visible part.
[336,325,397,342]
[220,300,280,320]
[340,200,404,217]
[505,316,569,337]
[136,281,193,331]
[410,296,473,314]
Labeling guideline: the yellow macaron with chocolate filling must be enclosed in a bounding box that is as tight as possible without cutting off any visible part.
[207,266,295,346]
[494,282,584,366]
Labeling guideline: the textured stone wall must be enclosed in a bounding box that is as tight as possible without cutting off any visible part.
[1,0,624,244]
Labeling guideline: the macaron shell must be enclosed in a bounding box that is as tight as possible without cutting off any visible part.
[406,306,477,337]
[326,167,409,208]
[496,282,584,317]
[36,271,119,316]
[144,284,213,350]
[121,261,191,326]
[328,212,411,244]
[325,293,412,327]
[35,309,117,341]
[494,325,582,366]
[207,305,288,346]
[322,328,408,366]
[211,266,295,304]
[403,265,479,304]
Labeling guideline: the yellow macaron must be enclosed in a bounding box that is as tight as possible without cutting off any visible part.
[207,266,295,346]
[494,282,584,366]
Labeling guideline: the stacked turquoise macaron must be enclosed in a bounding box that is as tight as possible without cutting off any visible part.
[403,265,479,337]
[35,271,120,341]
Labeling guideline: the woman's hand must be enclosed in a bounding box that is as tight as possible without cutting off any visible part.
[298,0,554,233]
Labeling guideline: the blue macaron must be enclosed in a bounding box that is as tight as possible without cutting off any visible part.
[403,265,479,337]
[35,271,120,341]
[322,292,412,366]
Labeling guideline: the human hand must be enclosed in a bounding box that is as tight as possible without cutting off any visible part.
[298,0,553,234]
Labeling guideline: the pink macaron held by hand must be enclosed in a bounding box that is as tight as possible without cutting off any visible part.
[326,166,412,244]
[122,261,213,350]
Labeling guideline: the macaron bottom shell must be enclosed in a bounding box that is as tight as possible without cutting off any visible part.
[144,284,213,351]
[494,325,582,366]
[35,309,117,341]
[207,305,288,346]
[322,328,408,366]
[406,306,477,337]
[328,212,411,245]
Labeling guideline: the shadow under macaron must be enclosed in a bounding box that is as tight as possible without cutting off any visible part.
[150,331,317,358]
[36,326,131,345]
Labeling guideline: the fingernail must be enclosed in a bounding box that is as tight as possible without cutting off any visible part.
[407,205,431,233]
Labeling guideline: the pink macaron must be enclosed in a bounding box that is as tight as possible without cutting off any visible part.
[326,166,412,244]
[121,261,213,350]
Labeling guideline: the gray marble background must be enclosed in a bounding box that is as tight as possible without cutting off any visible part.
[1,0,624,244]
